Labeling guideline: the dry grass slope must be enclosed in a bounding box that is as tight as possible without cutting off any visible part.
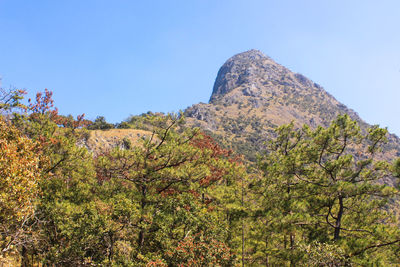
[86,128,152,155]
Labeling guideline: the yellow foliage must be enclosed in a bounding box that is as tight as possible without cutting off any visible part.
[0,117,41,254]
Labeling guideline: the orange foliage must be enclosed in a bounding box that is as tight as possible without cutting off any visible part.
[28,89,91,129]
[190,132,232,158]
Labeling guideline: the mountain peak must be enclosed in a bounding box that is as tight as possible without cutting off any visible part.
[186,50,400,173]
[209,49,284,103]
[196,49,364,130]
[231,49,268,60]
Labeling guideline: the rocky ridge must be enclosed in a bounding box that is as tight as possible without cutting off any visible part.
[184,50,400,164]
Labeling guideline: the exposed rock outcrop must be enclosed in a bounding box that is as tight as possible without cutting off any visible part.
[184,50,400,171]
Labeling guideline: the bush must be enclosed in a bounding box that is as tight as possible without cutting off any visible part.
[87,116,114,130]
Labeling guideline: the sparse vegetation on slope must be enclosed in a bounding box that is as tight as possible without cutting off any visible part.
[185,50,400,179]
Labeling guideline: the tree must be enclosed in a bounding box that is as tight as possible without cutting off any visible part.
[0,117,42,260]
[0,86,27,115]
[87,116,114,130]
[150,234,236,266]
[0,87,43,265]
[2,89,246,266]
[24,91,104,266]
[255,115,400,265]
[393,157,400,179]
[4,89,99,266]
[95,113,244,265]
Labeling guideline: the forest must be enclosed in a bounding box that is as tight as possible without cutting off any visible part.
[1,88,400,266]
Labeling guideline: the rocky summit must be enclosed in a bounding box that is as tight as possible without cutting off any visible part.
[185,49,400,167]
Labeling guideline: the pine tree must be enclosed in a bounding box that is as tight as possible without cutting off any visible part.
[95,113,245,265]
[255,115,400,265]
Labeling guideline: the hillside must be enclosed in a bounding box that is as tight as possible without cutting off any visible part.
[86,128,152,155]
[3,50,400,266]
[184,50,400,167]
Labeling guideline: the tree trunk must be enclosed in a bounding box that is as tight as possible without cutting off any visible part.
[265,234,269,267]
[137,185,147,249]
[334,196,344,240]
[20,246,29,267]
[290,233,295,267]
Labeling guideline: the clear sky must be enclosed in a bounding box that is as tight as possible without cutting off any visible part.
[1,0,399,135]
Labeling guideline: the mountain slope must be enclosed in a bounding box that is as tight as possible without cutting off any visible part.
[184,49,400,166]
[85,128,152,155]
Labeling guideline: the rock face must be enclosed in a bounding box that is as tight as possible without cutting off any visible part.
[185,50,400,165]
[207,49,361,126]
[210,50,271,102]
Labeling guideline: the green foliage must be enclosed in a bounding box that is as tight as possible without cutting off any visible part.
[393,158,400,179]
[121,112,167,131]
[122,136,132,149]
[95,113,245,264]
[3,88,399,266]
[0,87,27,114]
[251,114,400,265]
[87,116,114,130]
[299,241,350,266]
[116,121,132,129]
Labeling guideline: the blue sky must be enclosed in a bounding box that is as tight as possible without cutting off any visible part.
[1,0,399,135]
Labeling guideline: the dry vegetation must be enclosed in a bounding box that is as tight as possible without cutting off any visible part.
[86,128,152,155]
